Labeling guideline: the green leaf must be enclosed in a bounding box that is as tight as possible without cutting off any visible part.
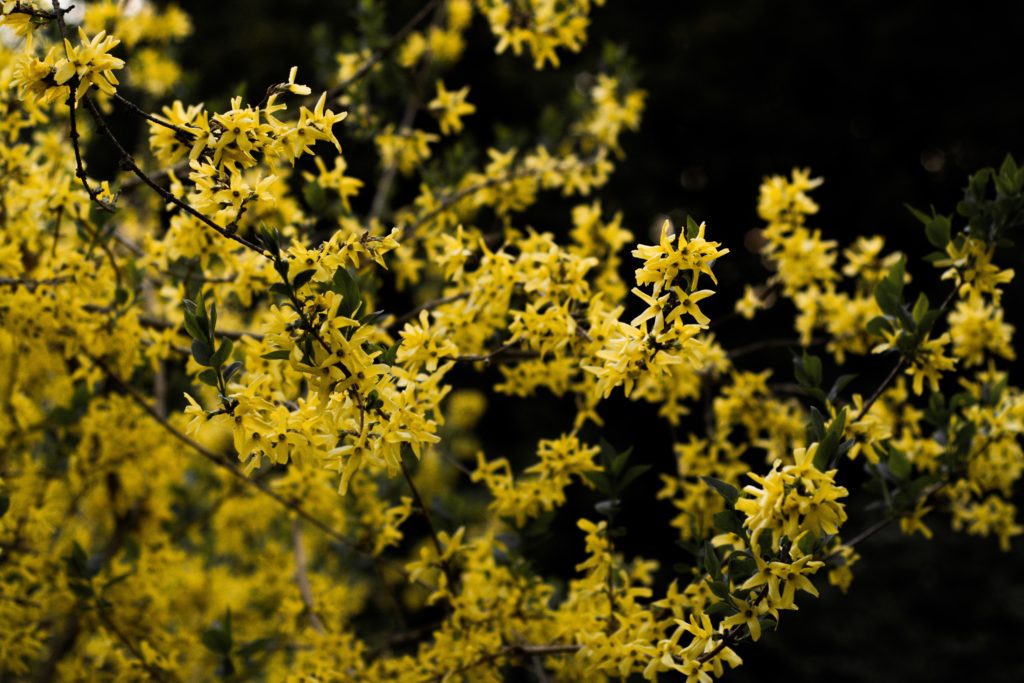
[223,361,244,383]
[198,369,220,387]
[584,471,612,496]
[303,181,327,213]
[704,601,733,616]
[269,282,291,297]
[813,408,847,471]
[66,541,89,579]
[236,637,279,659]
[68,581,94,598]
[210,338,234,369]
[797,532,819,556]
[330,268,362,318]
[905,203,931,226]
[208,300,217,338]
[917,309,942,336]
[701,476,739,506]
[191,339,213,367]
[685,215,700,240]
[793,351,823,390]
[182,310,205,342]
[874,278,901,318]
[618,463,650,491]
[865,315,893,338]
[201,628,232,655]
[703,541,722,580]
[712,509,744,536]
[807,406,826,441]
[0,494,8,519]
[924,215,952,248]
[707,579,730,600]
[610,447,634,476]
[912,293,930,326]
[102,571,135,592]
[828,374,858,403]
[291,269,317,290]
[261,349,292,360]
[378,340,401,366]
[887,446,911,479]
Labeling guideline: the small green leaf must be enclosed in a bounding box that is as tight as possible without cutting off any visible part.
[291,269,317,290]
[813,408,847,471]
[685,215,700,240]
[191,339,213,366]
[210,338,234,369]
[865,315,893,338]
[223,361,244,383]
[201,628,232,655]
[701,476,739,506]
[912,293,930,325]
[904,203,931,226]
[198,369,220,387]
[887,446,911,479]
[797,532,819,556]
[874,278,901,318]
[68,581,94,598]
[924,215,952,248]
[0,495,8,519]
[182,311,205,342]
[261,349,292,360]
[828,374,858,403]
[610,447,634,476]
[703,541,722,580]
[584,471,612,496]
[712,509,744,536]
[618,463,650,490]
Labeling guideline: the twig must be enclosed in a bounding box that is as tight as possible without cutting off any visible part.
[388,292,469,329]
[80,96,264,254]
[853,356,905,423]
[454,340,537,364]
[135,313,264,342]
[367,0,445,221]
[119,161,189,191]
[727,336,824,360]
[96,608,176,682]
[51,0,114,213]
[113,92,196,140]
[429,643,580,682]
[291,519,327,633]
[399,457,458,593]
[0,276,69,290]
[88,354,363,550]
[321,0,444,102]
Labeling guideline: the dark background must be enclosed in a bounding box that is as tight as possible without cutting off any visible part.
[157,1,1024,679]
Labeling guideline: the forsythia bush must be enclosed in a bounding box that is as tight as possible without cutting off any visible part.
[1,1,1021,680]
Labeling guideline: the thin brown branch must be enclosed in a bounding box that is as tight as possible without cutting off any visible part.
[0,276,69,290]
[291,519,327,633]
[88,354,362,550]
[113,92,196,139]
[96,608,176,683]
[79,95,265,254]
[727,336,825,360]
[388,292,469,329]
[429,643,580,682]
[135,313,264,342]
[454,340,537,364]
[322,0,443,102]
[399,457,458,593]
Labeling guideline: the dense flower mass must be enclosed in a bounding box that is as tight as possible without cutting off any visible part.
[0,1,1021,681]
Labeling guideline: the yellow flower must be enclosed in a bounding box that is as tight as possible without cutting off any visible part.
[428,80,476,135]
